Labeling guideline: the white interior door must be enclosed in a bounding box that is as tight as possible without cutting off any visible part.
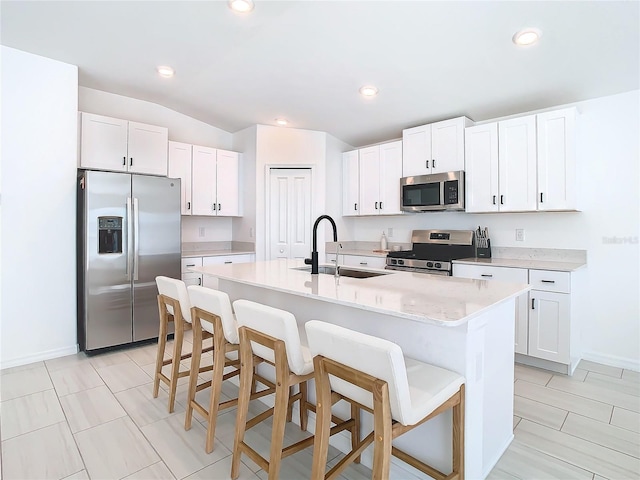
[269,168,312,260]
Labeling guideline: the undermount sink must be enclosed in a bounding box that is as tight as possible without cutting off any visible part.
[293,265,390,279]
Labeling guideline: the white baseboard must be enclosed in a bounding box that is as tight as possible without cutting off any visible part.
[0,344,79,370]
[580,350,640,372]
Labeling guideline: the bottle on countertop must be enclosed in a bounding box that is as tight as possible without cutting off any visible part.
[380,231,388,250]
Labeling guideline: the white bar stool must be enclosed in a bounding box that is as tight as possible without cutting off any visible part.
[306,320,466,480]
[185,286,276,453]
[154,276,212,412]
[231,300,358,480]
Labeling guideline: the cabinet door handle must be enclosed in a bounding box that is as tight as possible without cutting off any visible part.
[541,279,555,284]
[432,159,436,169]
[122,156,126,166]
[493,195,497,205]
[481,274,493,278]
[531,298,536,310]
[186,264,195,267]
[359,262,368,265]
[218,203,221,211]
[187,201,191,210]
[198,278,202,286]
[375,202,378,209]
[354,203,357,211]
[500,195,504,205]
[212,203,217,211]
[426,160,429,169]
[379,201,383,210]
[540,192,544,203]
[224,261,232,264]
[129,158,133,166]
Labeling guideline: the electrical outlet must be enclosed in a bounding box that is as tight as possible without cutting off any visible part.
[516,229,525,241]
[387,227,393,238]
[199,227,205,238]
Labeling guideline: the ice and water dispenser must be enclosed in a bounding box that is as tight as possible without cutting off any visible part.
[98,217,123,254]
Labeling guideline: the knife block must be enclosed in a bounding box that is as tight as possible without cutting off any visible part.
[476,239,492,258]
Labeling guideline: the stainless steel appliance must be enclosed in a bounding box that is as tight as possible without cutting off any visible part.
[400,170,465,212]
[77,170,181,352]
[386,229,474,275]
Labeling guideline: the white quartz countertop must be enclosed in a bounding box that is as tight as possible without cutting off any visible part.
[182,249,254,258]
[190,259,530,327]
[452,257,586,272]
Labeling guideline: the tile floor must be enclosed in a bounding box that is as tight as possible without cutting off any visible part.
[1,333,639,479]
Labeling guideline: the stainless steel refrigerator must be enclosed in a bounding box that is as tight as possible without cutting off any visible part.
[77,170,181,352]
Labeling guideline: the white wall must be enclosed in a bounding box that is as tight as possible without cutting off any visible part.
[232,125,257,243]
[79,87,233,148]
[181,216,233,242]
[346,91,640,369]
[1,47,79,368]
[245,125,328,260]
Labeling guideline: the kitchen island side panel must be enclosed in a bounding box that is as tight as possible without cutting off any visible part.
[219,279,515,479]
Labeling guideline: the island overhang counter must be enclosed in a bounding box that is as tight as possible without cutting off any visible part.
[191,259,530,479]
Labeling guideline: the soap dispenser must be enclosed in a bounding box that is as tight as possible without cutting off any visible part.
[380,231,388,250]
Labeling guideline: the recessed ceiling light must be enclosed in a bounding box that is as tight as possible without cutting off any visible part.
[512,28,542,46]
[228,0,254,13]
[359,85,379,97]
[275,118,288,126]
[156,65,175,78]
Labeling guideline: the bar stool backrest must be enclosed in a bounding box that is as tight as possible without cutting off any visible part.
[156,276,192,323]
[187,285,239,344]
[233,299,312,376]
[306,320,413,425]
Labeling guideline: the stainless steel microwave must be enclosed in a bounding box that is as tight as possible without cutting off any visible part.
[400,170,465,212]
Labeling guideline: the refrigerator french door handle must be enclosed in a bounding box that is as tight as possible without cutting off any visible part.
[126,197,133,280]
[133,197,140,281]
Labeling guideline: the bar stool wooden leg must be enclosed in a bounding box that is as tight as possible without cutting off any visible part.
[184,313,202,431]
[168,317,184,413]
[231,329,254,480]
[311,356,333,480]
[372,380,392,480]
[153,298,168,398]
[204,329,228,454]
[453,384,465,480]
[299,380,309,432]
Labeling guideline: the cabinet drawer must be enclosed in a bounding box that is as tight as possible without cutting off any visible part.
[182,272,203,287]
[529,270,570,293]
[453,264,528,283]
[181,257,203,273]
[202,254,255,266]
[341,255,386,269]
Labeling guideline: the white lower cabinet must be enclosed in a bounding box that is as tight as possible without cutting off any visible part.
[453,264,577,369]
[341,255,386,269]
[181,254,254,289]
[452,264,529,353]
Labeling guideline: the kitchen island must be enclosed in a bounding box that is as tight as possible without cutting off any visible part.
[191,259,530,479]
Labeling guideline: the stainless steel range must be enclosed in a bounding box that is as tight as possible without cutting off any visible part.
[386,229,475,275]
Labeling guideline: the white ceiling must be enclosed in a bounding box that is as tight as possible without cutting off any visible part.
[1,1,638,146]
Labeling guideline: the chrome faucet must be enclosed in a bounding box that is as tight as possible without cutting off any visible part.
[304,215,337,274]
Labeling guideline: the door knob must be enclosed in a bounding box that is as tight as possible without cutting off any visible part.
[279,249,284,253]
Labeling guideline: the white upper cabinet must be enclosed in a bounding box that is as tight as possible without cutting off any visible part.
[359,141,403,216]
[342,150,360,216]
[465,108,577,213]
[498,115,537,212]
[536,108,577,211]
[402,117,472,177]
[80,112,168,176]
[168,141,193,215]
[191,145,241,217]
[378,141,403,214]
[464,123,499,213]
[215,149,240,216]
